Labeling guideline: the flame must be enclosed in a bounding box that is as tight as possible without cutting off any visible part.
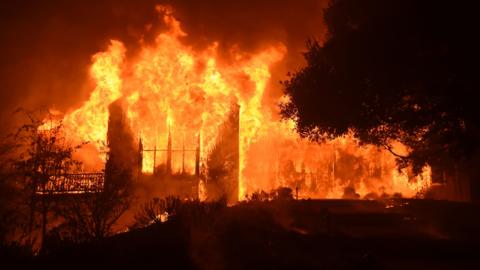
[57,6,431,200]
[198,179,207,202]
[63,40,125,156]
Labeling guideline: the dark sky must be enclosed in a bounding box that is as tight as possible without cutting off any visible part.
[0,0,328,126]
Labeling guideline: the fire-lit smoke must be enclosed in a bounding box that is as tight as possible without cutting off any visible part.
[55,6,430,200]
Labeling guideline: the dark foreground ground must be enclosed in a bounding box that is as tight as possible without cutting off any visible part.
[7,199,480,269]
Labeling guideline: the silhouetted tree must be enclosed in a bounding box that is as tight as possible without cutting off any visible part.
[342,186,360,199]
[273,187,293,201]
[282,0,478,191]
[335,149,365,187]
[206,102,239,204]
[12,109,82,250]
[0,139,27,246]
[57,170,132,241]
[58,101,134,241]
[248,190,270,202]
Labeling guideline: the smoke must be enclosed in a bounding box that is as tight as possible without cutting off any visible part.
[0,0,328,126]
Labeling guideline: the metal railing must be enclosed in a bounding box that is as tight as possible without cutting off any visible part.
[36,172,104,195]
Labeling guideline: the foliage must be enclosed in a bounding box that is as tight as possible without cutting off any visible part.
[273,187,294,201]
[206,103,239,203]
[133,196,227,229]
[9,108,83,250]
[248,187,294,202]
[342,186,360,199]
[13,109,83,189]
[0,139,29,246]
[281,0,478,174]
[57,156,134,241]
[133,196,182,228]
[248,190,271,202]
[54,101,137,242]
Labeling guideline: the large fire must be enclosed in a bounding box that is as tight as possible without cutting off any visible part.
[57,6,431,201]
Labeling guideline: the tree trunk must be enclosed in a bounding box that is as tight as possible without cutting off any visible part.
[40,196,47,252]
[28,180,36,235]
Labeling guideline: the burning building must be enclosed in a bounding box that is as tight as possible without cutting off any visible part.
[39,5,438,202]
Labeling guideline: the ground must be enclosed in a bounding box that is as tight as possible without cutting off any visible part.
[11,199,480,269]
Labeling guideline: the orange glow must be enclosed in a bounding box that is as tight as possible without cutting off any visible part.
[57,6,431,200]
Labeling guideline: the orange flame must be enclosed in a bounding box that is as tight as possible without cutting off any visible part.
[58,6,431,200]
